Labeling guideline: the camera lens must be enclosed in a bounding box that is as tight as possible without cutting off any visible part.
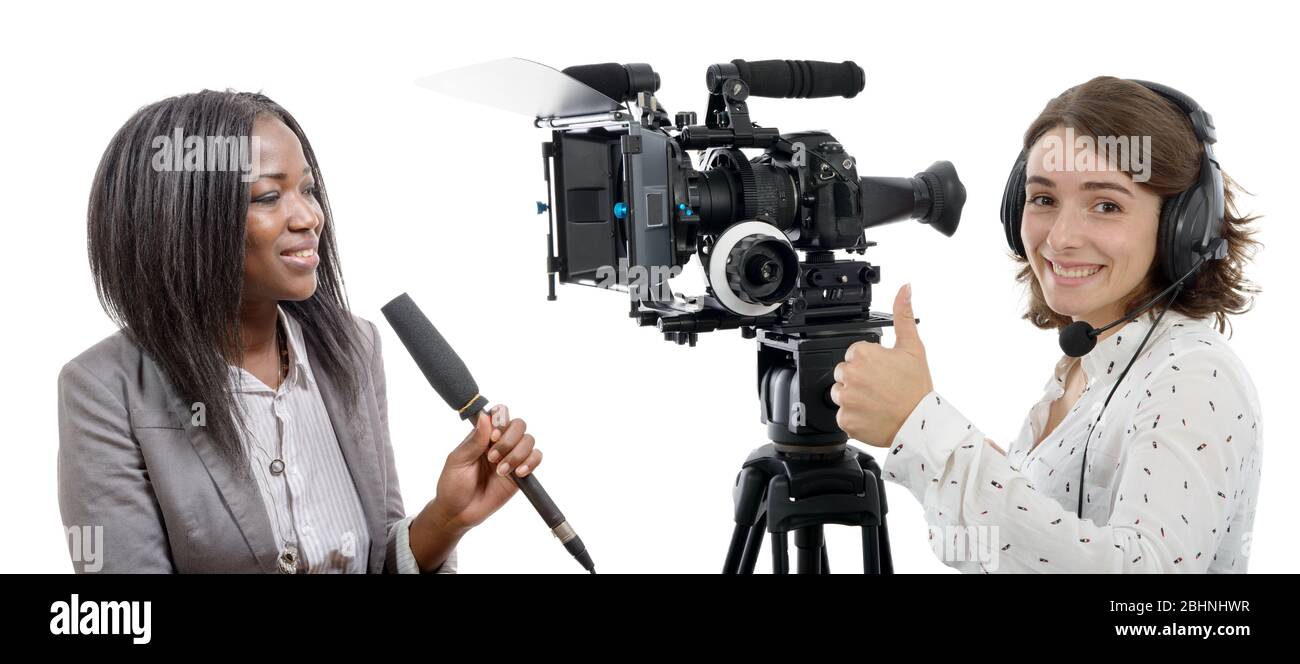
[725,234,798,305]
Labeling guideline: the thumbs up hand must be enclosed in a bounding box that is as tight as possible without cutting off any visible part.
[830,283,935,448]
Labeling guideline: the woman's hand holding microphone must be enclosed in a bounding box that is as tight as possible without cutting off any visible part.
[408,404,541,571]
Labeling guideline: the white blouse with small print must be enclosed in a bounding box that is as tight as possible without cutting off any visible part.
[884,308,1263,573]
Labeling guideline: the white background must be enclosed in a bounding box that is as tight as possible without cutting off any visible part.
[1,0,1294,573]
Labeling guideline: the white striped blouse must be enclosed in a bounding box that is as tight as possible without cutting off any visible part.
[227,305,438,573]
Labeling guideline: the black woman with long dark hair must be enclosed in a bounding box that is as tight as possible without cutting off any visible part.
[58,90,539,573]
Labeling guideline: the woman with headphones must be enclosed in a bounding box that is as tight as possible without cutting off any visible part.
[830,77,1263,572]
[58,90,542,573]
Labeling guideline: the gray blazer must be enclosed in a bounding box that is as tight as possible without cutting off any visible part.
[57,314,414,573]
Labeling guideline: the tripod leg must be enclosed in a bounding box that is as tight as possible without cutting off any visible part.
[724,524,750,574]
[771,530,789,574]
[724,466,768,574]
[856,448,894,574]
[821,544,830,574]
[739,512,766,574]
[795,526,824,574]
[862,526,882,574]
[878,517,894,574]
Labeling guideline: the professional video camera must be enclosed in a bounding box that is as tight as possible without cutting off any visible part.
[419,58,967,573]
[422,58,964,345]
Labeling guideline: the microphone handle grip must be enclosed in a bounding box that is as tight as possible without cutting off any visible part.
[514,472,562,527]
[482,403,564,525]
[479,403,594,572]
[514,471,594,572]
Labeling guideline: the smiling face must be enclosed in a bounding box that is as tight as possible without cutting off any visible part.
[1020,126,1163,330]
[242,115,323,306]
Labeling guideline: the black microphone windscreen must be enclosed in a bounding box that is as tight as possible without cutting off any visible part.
[380,293,486,420]
[1059,320,1098,358]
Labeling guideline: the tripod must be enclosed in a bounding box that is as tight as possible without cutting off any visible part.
[722,326,894,574]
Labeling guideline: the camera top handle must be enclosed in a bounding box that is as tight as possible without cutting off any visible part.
[709,60,865,100]
[689,60,864,148]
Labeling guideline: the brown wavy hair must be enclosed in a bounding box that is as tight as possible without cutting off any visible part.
[1009,76,1262,337]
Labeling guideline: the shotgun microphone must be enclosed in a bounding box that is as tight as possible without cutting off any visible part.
[381,293,594,573]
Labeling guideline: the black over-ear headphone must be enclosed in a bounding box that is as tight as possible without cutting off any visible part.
[997,80,1230,519]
